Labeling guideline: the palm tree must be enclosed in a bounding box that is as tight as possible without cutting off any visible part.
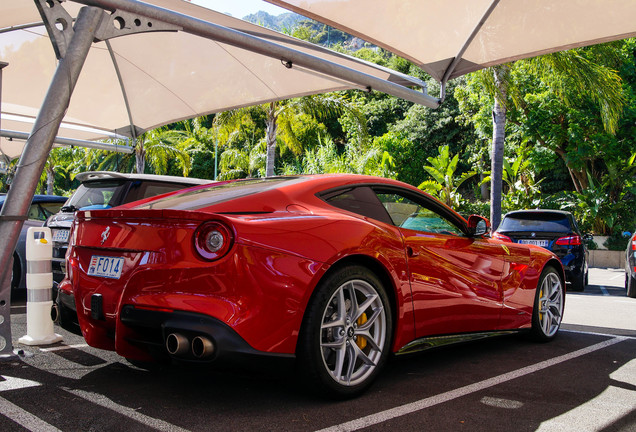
[214,93,367,177]
[263,94,367,177]
[134,128,192,176]
[490,65,509,229]
[473,47,625,229]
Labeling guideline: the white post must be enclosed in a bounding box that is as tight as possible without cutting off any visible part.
[18,227,62,345]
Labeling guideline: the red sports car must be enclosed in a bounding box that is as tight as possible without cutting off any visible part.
[59,174,565,397]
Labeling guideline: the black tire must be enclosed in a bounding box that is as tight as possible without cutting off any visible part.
[570,272,585,292]
[55,299,83,336]
[627,273,636,298]
[11,254,20,290]
[529,266,565,342]
[297,265,392,398]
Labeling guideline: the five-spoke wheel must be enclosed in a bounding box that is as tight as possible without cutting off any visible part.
[530,266,564,341]
[298,266,391,397]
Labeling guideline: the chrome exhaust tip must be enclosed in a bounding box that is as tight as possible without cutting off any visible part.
[191,336,215,359]
[166,333,189,356]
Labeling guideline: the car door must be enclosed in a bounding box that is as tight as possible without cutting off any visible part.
[375,190,506,337]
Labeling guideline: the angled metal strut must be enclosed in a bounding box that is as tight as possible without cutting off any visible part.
[72,0,441,108]
[0,0,187,358]
[0,2,104,357]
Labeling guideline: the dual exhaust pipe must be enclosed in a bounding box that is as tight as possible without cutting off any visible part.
[165,333,215,359]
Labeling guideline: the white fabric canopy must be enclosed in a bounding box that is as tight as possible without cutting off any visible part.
[268,0,636,82]
[0,0,428,160]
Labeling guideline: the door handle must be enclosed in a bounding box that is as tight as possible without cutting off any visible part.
[407,246,419,258]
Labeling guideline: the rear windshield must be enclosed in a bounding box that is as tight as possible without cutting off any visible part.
[499,212,571,233]
[133,177,301,210]
[67,181,128,210]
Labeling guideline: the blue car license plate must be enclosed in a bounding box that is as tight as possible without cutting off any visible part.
[519,239,549,247]
[88,256,124,279]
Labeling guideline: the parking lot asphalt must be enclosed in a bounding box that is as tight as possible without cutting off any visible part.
[1,267,635,432]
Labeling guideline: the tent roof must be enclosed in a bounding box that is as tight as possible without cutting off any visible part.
[268,0,636,83]
[0,0,430,160]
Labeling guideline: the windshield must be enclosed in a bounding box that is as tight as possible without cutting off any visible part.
[499,213,571,233]
[66,181,128,211]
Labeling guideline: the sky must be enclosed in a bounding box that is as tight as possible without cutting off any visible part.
[190,0,288,19]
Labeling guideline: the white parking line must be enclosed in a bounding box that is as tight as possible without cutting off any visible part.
[563,329,636,339]
[63,388,191,432]
[536,359,636,431]
[39,344,89,352]
[316,337,626,432]
[0,376,41,392]
[600,286,610,296]
[0,396,62,432]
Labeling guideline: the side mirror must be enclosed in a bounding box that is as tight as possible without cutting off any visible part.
[467,215,491,237]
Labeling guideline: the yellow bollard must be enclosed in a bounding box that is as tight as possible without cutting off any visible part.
[18,227,62,345]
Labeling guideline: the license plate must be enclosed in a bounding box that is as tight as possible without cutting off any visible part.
[519,239,549,247]
[88,256,124,279]
[52,229,69,243]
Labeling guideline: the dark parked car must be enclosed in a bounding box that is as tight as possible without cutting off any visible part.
[493,209,589,291]
[0,193,68,291]
[625,231,636,298]
[45,171,211,286]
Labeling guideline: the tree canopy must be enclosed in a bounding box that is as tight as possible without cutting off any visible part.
[4,22,635,249]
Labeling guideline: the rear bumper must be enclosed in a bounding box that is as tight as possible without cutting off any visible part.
[564,263,585,282]
[558,249,586,283]
[118,306,294,366]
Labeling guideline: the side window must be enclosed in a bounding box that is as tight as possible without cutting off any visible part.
[376,193,463,236]
[39,202,65,220]
[323,187,394,225]
[27,204,42,220]
[27,202,63,220]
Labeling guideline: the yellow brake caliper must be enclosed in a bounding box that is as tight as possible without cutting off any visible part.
[356,313,368,349]
[538,288,544,322]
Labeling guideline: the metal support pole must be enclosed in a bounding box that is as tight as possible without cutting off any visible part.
[0,61,14,358]
[0,6,104,357]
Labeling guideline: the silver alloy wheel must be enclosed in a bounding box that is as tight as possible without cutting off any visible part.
[320,279,387,386]
[538,272,564,337]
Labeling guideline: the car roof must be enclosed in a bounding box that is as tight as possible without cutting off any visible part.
[125,173,463,223]
[0,194,67,205]
[503,209,572,217]
[31,194,68,203]
[75,171,212,185]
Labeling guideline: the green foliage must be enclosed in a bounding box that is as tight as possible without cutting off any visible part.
[418,145,476,209]
[389,80,480,186]
[218,143,265,180]
[456,40,636,234]
[499,145,543,209]
[139,129,192,176]
[457,200,491,220]
[14,20,636,243]
[603,232,629,251]
[283,135,395,178]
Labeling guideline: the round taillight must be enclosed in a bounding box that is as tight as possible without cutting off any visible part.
[194,222,234,261]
